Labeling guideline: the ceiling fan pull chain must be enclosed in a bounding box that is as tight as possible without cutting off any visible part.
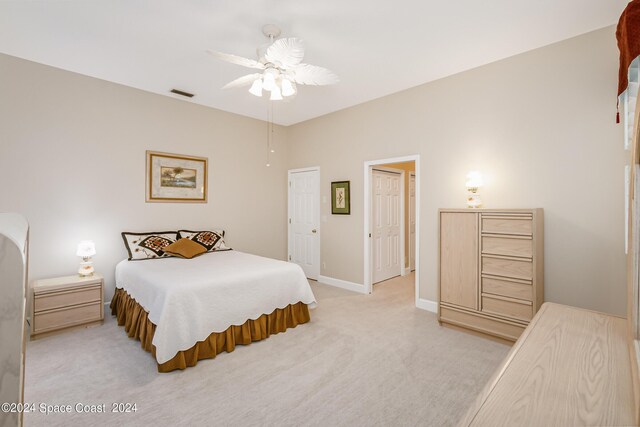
[270,101,275,154]
[266,101,276,166]
[266,102,271,167]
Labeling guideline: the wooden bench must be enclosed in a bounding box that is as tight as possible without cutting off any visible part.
[459,302,636,427]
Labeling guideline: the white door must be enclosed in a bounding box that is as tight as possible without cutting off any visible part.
[372,169,402,284]
[409,173,416,271]
[288,169,320,280]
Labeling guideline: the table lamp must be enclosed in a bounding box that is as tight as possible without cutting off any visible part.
[77,240,96,277]
[466,171,484,208]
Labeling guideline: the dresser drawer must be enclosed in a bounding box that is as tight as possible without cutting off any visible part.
[439,305,526,341]
[482,256,533,280]
[33,303,102,334]
[34,285,101,313]
[482,236,532,258]
[482,295,532,321]
[482,276,532,301]
[482,216,532,235]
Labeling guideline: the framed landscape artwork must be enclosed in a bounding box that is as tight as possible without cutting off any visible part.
[146,151,207,203]
[331,181,350,215]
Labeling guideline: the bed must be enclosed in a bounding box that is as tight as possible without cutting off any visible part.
[110,250,317,372]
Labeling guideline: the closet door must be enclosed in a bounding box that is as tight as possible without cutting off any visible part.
[372,169,402,284]
[440,212,478,310]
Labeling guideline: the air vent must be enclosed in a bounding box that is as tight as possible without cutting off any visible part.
[170,89,194,98]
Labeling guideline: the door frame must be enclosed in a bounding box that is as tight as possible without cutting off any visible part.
[370,166,405,285]
[364,155,420,307]
[409,171,416,272]
[287,166,321,280]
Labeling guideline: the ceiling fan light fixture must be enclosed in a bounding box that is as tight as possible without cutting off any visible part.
[281,78,296,97]
[248,79,263,97]
[262,70,277,92]
[210,27,338,105]
[270,85,283,101]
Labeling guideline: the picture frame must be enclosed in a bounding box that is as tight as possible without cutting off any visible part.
[331,181,351,215]
[146,150,207,203]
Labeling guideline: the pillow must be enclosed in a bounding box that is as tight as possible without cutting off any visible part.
[121,231,178,261]
[177,229,231,252]
[163,238,207,259]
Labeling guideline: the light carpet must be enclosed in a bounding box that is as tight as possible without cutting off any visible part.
[24,274,510,426]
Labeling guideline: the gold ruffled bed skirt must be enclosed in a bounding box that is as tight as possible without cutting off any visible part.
[110,288,310,372]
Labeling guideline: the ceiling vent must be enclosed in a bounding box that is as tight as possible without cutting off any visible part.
[170,89,194,98]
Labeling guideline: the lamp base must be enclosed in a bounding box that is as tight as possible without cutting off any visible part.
[78,260,94,277]
[466,193,483,208]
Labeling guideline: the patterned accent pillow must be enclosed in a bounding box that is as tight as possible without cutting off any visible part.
[177,229,231,252]
[121,231,178,261]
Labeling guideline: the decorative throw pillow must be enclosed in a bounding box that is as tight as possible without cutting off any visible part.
[121,231,178,261]
[177,229,231,252]
[163,238,207,259]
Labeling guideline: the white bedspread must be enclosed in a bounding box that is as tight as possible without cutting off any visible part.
[115,251,317,364]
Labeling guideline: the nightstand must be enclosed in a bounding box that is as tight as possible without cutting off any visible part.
[31,274,104,339]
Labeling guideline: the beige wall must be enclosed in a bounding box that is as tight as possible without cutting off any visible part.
[0,26,628,316]
[0,54,288,301]
[380,161,415,269]
[287,26,628,315]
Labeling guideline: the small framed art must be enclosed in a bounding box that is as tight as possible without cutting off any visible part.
[146,151,207,203]
[331,181,350,215]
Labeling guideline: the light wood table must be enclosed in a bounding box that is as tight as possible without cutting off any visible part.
[459,302,635,427]
[31,274,104,339]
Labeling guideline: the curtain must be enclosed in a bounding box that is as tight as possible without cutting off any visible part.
[617,0,640,98]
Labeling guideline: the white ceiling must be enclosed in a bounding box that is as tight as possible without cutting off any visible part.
[0,0,627,126]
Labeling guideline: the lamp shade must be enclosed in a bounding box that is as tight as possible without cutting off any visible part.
[262,71,276,92]
[248,79,263,97]
[270,85,283,101]
[76,240,96,257]
[465,171,484,188]
[281,78,296,97]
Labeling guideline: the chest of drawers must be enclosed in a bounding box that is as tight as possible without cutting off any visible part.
[438,209,543,341]
[31,274,104,339]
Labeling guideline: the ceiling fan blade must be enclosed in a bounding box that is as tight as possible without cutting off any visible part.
[265,38,305,69]
[290,64,339,86]
[221,73,263,89]
[207,50,265,69]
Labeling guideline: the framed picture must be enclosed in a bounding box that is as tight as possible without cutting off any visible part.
[331,181,350,215]
[146,150,207,203]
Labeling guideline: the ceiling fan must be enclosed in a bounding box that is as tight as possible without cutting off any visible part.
[208,24,338,101]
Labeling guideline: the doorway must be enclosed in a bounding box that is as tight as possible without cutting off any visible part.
[364,155,420,306]
[288,167,320,280]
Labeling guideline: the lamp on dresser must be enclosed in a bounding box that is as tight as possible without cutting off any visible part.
[76,240,96,277]
[465,171,484,208]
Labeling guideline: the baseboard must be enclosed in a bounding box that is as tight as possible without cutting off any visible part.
[416,298,438,313]
[317,275,367,294]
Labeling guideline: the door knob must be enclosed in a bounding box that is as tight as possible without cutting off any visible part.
[312,229,317,233]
